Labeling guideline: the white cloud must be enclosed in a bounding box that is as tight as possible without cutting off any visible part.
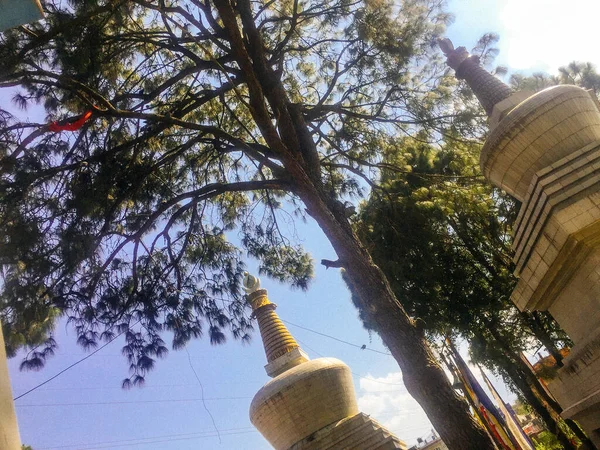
[498,0,600,72]
[356,372,434,446]
[355,343,519,447]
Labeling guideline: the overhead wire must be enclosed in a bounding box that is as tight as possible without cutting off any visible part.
[13,321,140,401]
[295,337,406,387]
[14,317,394,401]
[16,320,430,450]
[37,426,256,450]
[35,383,200,391]
[15,314,413,450]
[34,380,264,391]
[38,428,258,450]
[282,319,392,356]
[15,396,254,407]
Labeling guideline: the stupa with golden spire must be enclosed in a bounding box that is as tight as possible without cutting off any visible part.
[243,272,407,450]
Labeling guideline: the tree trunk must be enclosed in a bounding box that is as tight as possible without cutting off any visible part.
[485,320,564,414]
[297,182,496,450]
[519,355,595,449]
[490,326,595,448]
[502,358,577,450]
[565,419,597,450]
[522,311,564,367]
[212,2,498,448]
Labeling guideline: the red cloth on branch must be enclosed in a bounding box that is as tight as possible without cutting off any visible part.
[48,111,93,132]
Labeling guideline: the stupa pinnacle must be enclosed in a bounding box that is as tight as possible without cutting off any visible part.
[243,272,309,377]
[438,38,513,116]
[245,272,408,450]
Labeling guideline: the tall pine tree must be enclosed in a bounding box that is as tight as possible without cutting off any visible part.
[0,0,495,447]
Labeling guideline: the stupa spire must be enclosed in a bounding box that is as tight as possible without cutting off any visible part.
[439,38,513,115]
[243,272,309,377]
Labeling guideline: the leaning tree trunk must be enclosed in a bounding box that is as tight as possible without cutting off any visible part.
[299,186,497,450]
[521,311,564,367]
[472,333,575,449]
[486,320,563,414]
[502,358,577,450]
[213,1,497,448]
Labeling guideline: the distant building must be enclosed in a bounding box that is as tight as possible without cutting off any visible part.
[514,410,544,440]
[419,437,448,450]
[408,431,448,450]
[532,348,570,383]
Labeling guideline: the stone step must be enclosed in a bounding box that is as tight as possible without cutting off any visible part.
[347,427,391,449]
[318,414,372,447]
[326,421,379,449]
[292,414,370,450]
[362,422,407,450]
[291,413,407,450]
[371,436,409,450]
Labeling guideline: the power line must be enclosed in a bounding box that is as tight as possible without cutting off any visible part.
[80,430,256,450]
[35,378,266,391]
[38,426,256,449]
[295,338,406,387]
[282,319,392,356]
[13,322,139,401]
[15,317,388,402]
[15,396,254,407]
[36,383,200,391]
[39,429,258,450]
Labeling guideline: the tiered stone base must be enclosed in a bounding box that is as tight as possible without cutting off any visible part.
[510,140,600,314]
[504,139,600,445]
[291,413,407,450]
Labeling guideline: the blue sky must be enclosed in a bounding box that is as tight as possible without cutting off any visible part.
[6,1,600,449]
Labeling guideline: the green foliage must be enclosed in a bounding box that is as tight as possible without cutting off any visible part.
[355,129,570,395]
[513,398,533,416]
[354,35,580,395]
[355,136,518,339]
[533,431,563,450]
[0,0,457,383]
[510,61,600,97]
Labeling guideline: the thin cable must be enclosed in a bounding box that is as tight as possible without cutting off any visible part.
[295,338,406,387]
[38,427,256,449]
[36,383,199,391]
[13,322,139,401]
[41,429,257,450]
[16,396,254,407]
[282,319,392,356]
[36,379,265,391]
[185,346,222,444]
